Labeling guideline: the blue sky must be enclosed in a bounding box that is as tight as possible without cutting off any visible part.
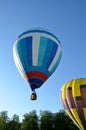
[0,0,86,120]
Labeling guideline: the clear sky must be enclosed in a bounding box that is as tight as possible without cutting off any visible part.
[0,0,86,120]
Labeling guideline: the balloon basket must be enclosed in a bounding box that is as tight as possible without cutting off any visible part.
[30,93,37,100]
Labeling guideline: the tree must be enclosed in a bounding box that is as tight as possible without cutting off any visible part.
[39,110,53,130]
[0,111,8,130]
[7,114,20,130]
[0,110,79,130]
[53,110,79,130]
[20,110,39,130]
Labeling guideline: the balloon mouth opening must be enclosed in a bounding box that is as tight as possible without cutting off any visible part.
[30,92,37,100]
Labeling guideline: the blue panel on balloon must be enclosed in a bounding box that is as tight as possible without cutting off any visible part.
[28,78,44,91]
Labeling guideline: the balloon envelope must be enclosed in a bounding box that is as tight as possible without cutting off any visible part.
[60,78,86,130]
[13,28,62,95]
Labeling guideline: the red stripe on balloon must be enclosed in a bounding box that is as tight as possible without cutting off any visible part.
[24,71,48,81]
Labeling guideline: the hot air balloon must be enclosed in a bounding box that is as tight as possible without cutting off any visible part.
[60,78,86,130]
[13,28,62,100]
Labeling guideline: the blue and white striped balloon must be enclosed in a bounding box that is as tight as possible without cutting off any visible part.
[13,28,62,92]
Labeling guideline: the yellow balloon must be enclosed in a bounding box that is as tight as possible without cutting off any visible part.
[60,78,86,130]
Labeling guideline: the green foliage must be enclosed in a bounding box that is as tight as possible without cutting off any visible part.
[7,114,20,130]
[0,111,8,130]
[0,110,79,130]
[39,110,53,130]
[53,110,75,130]
[20,110,39,130]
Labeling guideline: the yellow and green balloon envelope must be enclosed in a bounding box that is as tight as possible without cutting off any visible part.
[60,78,86,130]
[13,28,62,100]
